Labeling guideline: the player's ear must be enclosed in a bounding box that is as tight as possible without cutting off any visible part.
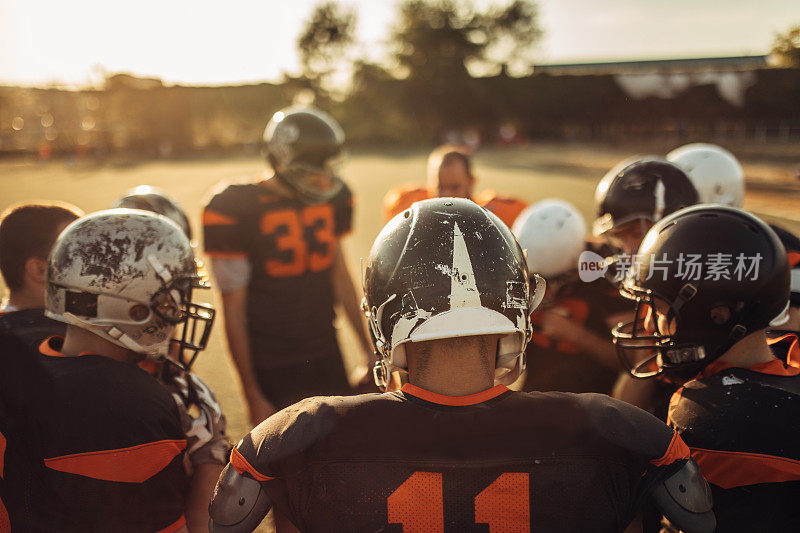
[25,256,48,286]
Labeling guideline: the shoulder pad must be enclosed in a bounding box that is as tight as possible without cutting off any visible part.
[209,464,272,532]
[652,458,715,533]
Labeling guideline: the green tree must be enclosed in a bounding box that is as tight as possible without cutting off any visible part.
[297,2,357,96]
[772,25,800,68]
[389,0,541,136]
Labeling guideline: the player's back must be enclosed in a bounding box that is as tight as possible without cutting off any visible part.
[233,384,689,532]
[669,362,800,531]
[20,339,189,532]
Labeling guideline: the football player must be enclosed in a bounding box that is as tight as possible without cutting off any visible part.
[593,157,699,416]
[208,198,714,533]
[512,199,629,393]
[613,204,799,530]
[0,201,82,349]
[666,143,745,207]
[114,185,231,533]
[382,144,527,227]
[202,106,375,425]
[5,209,214,531]
[593,156,699,255]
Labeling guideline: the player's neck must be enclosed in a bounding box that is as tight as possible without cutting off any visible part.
[407,351,495,397]
[717,330,775,368]
[61,325,142,363]
[7,285,44,310]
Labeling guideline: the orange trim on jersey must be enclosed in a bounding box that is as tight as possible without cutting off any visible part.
[230,447,275,482]
[382,186,430,222]
[0,430,5,479]
[156,514,186,533]
[202,210,237,226]
[691,447,800,489]
[787,251,800,268]
[0,499,9,533]
[769,333,800,367]
[38,336,93,358]
[44,439,187,483]
[401,383,509,406]
[698,357,800,379]
[204,250,248,259]
[650,432,691,467]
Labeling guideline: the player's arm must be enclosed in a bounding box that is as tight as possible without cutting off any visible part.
[331,244,377,380]
[539,308,619,369]
[218,286,276,426]
[187,462,224,532]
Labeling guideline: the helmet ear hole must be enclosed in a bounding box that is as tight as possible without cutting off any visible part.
[709,305,732,326]
[129,304,149,322]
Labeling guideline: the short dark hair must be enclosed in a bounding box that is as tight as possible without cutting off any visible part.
[429,144,473,176]
[0,202,83,291]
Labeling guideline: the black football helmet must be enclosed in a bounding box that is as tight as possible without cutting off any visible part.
[593,157,699,241]
[363,198,546,389]
[113,185,192,240]
[263,106,345,203]
[613,205,790,380]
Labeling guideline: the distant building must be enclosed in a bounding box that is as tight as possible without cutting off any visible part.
[535,55,774,106]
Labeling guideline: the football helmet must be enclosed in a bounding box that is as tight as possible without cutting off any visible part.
[667,143,744,207]
[512,199,587,279]
[263,106,345,203]
[593,157,699,242]
[45,209,215,363]
[113,185,192,240]
[363,198,545,389]
[612,205,790,380]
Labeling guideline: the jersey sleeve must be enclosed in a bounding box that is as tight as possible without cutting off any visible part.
[382,186,430,222]
[577,393,690,467]
[332,182,354,237]
[231,397,338,481]
[202,183,253,259]
[474,190,527,228]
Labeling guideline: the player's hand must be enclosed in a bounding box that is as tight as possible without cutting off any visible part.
[244,389,277,427]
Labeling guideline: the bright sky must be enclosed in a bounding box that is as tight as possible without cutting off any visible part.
[1,0,798,87]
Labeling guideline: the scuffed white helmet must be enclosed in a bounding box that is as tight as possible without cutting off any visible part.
[45,209,214,359]
[512,199,587,279]
[667,143,744,207]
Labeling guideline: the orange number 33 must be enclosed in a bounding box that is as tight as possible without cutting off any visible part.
[260,205,335,277]
[387,471,530,533]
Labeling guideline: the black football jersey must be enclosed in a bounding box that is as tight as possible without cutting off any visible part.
[524,276,630,394]
[668,359,800,531]
[231,384,690,532]
[5,337,189,532]
[0,308,65,353]
[203,179,352,366]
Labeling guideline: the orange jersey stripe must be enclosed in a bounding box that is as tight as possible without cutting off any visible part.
[787,251,800,268]
[650,432,691,467]
[230,447,275,482]
[0,430,5,479]
[401,383,509,406]
[44,439,186,483]
[691,447,800,489]
[202,210,237,226]
[156,514,186,533]
[0,499,9,533]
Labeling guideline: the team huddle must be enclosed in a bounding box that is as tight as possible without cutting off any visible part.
[0,106,798,532]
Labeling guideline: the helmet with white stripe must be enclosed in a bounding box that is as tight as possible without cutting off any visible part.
[362,198,545,388]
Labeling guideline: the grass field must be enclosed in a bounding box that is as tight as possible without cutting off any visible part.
[1,143,798,446]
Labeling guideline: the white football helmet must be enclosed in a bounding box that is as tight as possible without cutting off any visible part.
[667,143,744,207]
[512,199,587,279]
[45,209,214,360]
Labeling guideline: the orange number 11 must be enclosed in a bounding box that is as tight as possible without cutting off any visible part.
[387,471,530,533]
